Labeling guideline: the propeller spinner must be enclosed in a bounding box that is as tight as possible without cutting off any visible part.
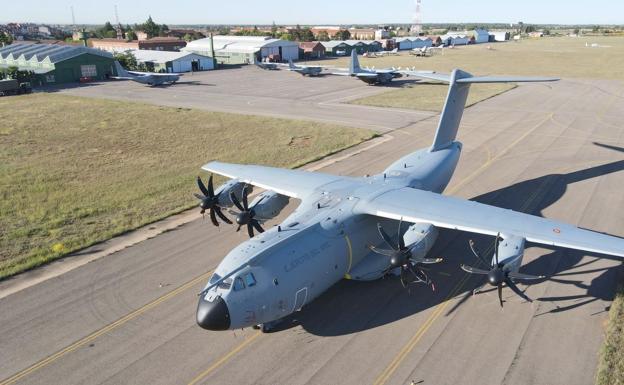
[194,175,233,227]
[229,185,265,238]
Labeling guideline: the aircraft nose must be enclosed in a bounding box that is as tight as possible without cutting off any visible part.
[196,295,231,331]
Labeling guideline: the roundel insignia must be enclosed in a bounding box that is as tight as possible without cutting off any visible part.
[553,228,561,234]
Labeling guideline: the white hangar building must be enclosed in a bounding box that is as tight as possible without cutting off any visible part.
[129,50,214,72]
[184,36,299,65]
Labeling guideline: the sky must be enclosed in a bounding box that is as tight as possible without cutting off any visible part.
[3,0,623,26]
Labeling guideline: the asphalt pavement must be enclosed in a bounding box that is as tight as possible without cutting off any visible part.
[1,73,624,385]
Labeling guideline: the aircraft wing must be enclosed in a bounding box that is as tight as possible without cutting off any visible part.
[357,187,624,258]
[127,71,182,77]
[202,161,345,199]
[354,73,379,78]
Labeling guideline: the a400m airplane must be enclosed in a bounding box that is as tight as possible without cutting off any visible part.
[195,70,624,332]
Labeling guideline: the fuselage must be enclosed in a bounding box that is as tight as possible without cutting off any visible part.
[197,142,462,330]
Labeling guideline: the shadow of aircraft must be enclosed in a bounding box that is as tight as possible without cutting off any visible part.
[272,142,624,336]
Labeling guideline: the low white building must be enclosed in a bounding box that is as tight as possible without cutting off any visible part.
[184,36,299,65]
[472,29,490,44]
[490,31,511,42]
[130,50,214,72]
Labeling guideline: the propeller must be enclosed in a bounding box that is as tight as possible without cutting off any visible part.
[194,175,232,227]
[369,220,442,291]
[229,186,265,238]
[461,234,543,307]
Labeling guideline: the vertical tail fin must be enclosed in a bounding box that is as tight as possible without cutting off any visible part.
[349,49,361,75]
[430,69,473,151]
[427,70,558,152]
[114,61,130,77]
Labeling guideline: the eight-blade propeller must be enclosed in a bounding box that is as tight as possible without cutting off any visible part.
[229,186,265,238]
[461,234,543,308]
[194,175,232,227]
[369,221,442,291]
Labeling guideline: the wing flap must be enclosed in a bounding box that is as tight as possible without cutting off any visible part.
[202,161,343,199]
[358,188,624,258]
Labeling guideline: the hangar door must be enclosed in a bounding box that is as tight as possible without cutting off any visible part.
[172,60,192,73]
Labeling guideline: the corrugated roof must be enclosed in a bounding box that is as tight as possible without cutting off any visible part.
[320,40,352,48]
[185,35,297,54]
[0,43,112,63]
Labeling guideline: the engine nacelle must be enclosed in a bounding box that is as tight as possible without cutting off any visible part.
[250,191,290,221]
[402,223,439,260]
[495,235,525,271]
[215,180,252,208]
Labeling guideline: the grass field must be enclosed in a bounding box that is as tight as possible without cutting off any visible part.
[597,285,624,385]
[0,94,373,279]
[313,36,624,111]
[350,83,515,112]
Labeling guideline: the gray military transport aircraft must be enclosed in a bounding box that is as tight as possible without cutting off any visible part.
[332,50,434,85]
[283,59,323,76]
[194,70,624,332]
[112,61,181,86]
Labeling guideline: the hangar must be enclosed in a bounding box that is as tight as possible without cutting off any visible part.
[320,41,353,56]
[395,37,433,50]
[129,50,214,72]
[184,36,299,65]
[0,43,115,85]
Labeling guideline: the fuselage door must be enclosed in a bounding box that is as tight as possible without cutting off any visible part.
[293,287,308,312]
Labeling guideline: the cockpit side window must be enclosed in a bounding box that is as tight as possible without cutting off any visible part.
[244,273,256,287]
[218,277,232,290]
[233,277,245,291]
[209,273,222,285]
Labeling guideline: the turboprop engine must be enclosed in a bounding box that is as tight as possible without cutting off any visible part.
[369,221,442,290]
[461,234,544,307]
[402,223,439,261]
[194,175,252,226]
[229,189,290,237]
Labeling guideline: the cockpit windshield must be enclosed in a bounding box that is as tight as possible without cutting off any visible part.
[218,277,232,290]
[209,273,222,285]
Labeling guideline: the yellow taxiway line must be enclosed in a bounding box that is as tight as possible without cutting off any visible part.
[186,331,263,385]
[0,270,214,385]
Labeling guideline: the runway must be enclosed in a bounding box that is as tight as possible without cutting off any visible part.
[2,77,624,385]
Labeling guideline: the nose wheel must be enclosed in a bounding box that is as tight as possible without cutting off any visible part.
[253,321,277,333]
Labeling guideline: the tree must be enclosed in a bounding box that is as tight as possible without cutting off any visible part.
[142,16,160,38]
[332,29,351,40]
[95,21,116,39]
[280,33,293,41]
[114,52,140,71]
[5,66,35,83]
[271,21,278,38]
[183,33,193,42]
[573,28,580,35]
[126,30,137,40]
[317,31,330,41]
[0,32,13,46]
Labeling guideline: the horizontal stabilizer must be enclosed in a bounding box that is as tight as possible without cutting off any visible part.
[404,71,558,84]
[457,76,559,83]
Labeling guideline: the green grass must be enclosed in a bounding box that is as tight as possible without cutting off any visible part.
[317,36,624,80]
[0,94,374,279]
[350,83,515,112]
[310,36,624,111]
[597,285,624,385]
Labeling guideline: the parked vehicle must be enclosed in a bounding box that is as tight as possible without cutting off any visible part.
[0,79,32,96]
